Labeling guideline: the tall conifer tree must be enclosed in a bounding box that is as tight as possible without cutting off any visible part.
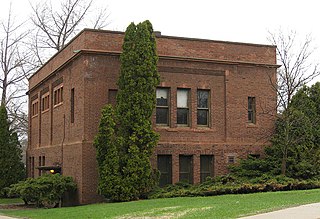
[0,106,25,194]
[95,20,160,201]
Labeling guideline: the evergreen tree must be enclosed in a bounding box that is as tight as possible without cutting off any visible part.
[94,105,122,200]
[95,20,160,201]
[0,106,25,195]
[117,20,160,200]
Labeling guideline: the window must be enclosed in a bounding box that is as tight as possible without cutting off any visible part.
[200,155,214,183]
[31,100,39,117]
[157,155,172,187]
[197,90,209,126]
[38,156,42,176]
[156,88,169,125]
[228,156,235,164]
[71,88,75,123]
[179,155,193,184]
[248,96,256,123]
[41,93,50,112]
[108,89,118,106]
[31,156,35,178]
[54,85,63,106]
[177,89,189,125]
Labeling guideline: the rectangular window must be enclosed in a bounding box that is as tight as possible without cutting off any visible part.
[156,88,169,125]
[179,155,193,184]
[31,100,39,117]
[197,90,209,126]
[54,85,63,106]
[248,97,256,123]
[228,156,235,164]
[38,156,42,176]
[157,155,172,187]
[200,155,214,183]
[32,156,35,178]
[177,89,189,125]
[108,89,118,106]
[41,93,50,112]
[71,88,75,123]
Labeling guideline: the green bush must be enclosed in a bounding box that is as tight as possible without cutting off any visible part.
[149,177,320,199]
[8,174,77,208]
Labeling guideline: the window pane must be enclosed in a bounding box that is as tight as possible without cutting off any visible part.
[156,108,168,124]
[177,89,188,108]
[197,109,208,125]
[158,155,172,187]
[177,108,188,124]
[156,88,168,106]
[179,155,193,184]
[200,155,213,183]
[198,90,209,108]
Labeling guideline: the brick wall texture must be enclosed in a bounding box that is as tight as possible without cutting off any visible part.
[27,29,278,205]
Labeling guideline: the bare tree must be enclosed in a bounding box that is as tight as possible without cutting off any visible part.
[268,29,320,175]
[30,0,110,64]
[0,4,35,123]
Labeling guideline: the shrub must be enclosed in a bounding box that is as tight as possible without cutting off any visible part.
[148,176,320,199]
[8,174,77,208]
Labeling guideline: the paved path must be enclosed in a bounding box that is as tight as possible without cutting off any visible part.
[0,216,18,219]
[239,202,320,219]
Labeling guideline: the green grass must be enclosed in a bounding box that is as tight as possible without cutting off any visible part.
[1,189,320,218]
[0,198,23,205]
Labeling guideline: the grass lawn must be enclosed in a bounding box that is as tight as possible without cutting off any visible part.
[1,189,320,219]
[0,198,23,205]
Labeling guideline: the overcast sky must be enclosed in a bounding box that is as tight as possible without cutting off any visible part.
[1,0,319,56]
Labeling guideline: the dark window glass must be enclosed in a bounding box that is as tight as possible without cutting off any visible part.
[156,88,169,125]
[248,97,256,123]
[32,157,35,178]
[157,155,172,187]
[197,90,209,126]
[179,155,193,184]
[228,156,235,164]
[177,89,189,125]
[71,88,75,123]
[38,156,42,176]
[200,155,214,183]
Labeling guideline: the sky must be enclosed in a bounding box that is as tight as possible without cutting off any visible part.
[1,0,319,47]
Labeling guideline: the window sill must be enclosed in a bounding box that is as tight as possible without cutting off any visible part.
[246,123,258,128]
[155,127,214,133]
[53,102,63,108]
[42,109,49,114]
[31,114,38,119]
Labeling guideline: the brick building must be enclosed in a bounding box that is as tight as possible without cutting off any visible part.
[27,29,277,204]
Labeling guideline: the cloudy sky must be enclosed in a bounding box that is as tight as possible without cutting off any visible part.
[1,0,319,46]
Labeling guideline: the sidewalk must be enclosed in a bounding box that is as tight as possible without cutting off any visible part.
[0,216,18,219]
[239,202,320,219]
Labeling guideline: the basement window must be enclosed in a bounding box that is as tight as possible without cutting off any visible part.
[200,155,214,183]
[157,155,172,187]
[179,155,193,184]
[227,156,235,164]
